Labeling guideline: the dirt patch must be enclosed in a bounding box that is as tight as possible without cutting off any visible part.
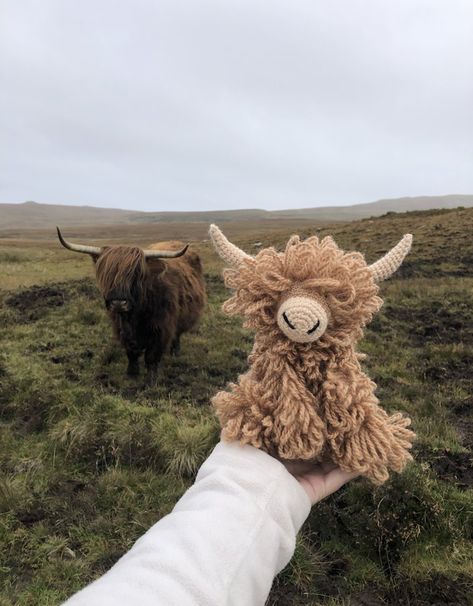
[269,574,473,606]
[384,301,473,346]
[397,257,470,279]
[70,278,100,300]
[455,417,473,451]
[4,278,99,323]
[398,224,473,277]
[416,446,473,489]
[17,504,47,527]
[49,348,94,366]
[392,573,473,606]
[349,574,473,605]
[429,451,473,488]
[266,583,302,606]
[350,590,387,606]
[450,396,473,418]
[448,396,473,452]
[5,285,66,322]
[450,396,473,450]
[422,351,473,384]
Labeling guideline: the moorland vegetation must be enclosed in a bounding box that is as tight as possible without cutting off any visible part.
[0,207,472,605]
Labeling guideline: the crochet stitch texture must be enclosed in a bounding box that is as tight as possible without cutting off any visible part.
[210,226,415,484]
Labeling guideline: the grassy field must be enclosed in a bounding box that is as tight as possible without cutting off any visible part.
[0,208,472,605]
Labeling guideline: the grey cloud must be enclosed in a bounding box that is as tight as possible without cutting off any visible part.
[1,0,472,211]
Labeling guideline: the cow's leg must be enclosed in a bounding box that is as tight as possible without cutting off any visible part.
[170,334,181,356]
[144,346,163,385]
[126,349,140,377]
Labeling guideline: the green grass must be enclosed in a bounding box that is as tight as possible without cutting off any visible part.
[1,207,473,605]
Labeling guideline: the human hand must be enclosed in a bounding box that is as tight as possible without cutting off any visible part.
[283,460,358,505]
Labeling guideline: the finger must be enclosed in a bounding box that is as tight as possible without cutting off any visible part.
[283,459,323,476]
[296,467,359,505]
[322,468,359,498]
[283,459,338,476]
[318,460,338,474]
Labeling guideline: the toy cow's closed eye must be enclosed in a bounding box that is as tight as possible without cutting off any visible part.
[209,225,415,484]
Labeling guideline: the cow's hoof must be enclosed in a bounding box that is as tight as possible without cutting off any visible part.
[127,364,140,377]
[170,340,181,356]
[144,371,158,386]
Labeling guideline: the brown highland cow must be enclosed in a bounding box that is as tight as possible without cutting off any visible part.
[209,225,415,484]
[57,228,206,383]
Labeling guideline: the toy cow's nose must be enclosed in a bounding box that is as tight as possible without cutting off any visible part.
[277,296,328,343]
[282,311,320,335]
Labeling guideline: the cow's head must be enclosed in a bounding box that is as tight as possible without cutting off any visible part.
[57,227,187,314]
[209,225,412,348]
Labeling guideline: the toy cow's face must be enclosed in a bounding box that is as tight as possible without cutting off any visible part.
[210,225,413,347]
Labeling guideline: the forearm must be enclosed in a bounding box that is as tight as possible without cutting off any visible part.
[62,441,311,606]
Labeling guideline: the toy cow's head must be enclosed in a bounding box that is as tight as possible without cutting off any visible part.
[210,225,412,348]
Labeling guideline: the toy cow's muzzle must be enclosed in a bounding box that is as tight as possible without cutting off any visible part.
[277,291,329,343]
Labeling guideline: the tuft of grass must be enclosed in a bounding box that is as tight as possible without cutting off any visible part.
[0,250,26,263]
[153,415,220,477]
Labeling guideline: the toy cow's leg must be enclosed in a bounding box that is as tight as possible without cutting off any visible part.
[327,408,391,483]
[328,407,413,484]
[213,369,325,460]
[384,412,415,472]
[323,370,414,484]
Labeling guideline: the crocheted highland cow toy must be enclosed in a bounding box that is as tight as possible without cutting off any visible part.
[209,225,415,484]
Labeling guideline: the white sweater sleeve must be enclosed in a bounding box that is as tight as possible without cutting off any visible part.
[62,441,311,606]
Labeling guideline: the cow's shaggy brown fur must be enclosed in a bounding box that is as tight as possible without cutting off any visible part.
[212,235,415,484]
[93,241,206,382]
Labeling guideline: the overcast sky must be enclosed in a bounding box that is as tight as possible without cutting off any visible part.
[1,1,472,211]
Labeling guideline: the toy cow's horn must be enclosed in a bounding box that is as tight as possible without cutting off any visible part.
[57,226,102,256]
[209,224,252,267]
[369,234,413,281]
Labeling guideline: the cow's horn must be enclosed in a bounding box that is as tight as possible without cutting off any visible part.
[142,245,189,259]
[209,224,252,267]
[56,227,102,256]
[369,234,413,281]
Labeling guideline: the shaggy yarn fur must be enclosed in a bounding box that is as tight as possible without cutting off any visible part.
[212,234,415,484]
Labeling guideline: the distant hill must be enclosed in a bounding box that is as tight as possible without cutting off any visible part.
[1,195,472,230]
[272,194,473,221]
[0,201,133,230]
